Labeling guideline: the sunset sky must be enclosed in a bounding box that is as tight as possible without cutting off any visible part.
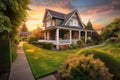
[26,0,120,33]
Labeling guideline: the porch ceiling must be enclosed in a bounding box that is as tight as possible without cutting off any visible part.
[44,26,94,32]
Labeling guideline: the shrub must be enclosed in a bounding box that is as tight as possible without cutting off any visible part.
[32,41,54,50]
[70,43,78,49]
[87,38,94,45]
[80,49,120,80]
[11,44,17,62]
[28,35,37,43]
[58,54,113,80]
[0,39,11,73]
[76,40,85,47]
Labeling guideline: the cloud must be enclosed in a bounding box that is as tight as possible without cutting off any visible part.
[32,0,73,9]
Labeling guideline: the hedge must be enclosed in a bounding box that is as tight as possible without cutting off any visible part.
[32,41,54,50]
[0,39,12,73]
[79,49,120,80]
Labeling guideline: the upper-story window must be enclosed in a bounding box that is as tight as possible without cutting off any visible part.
[70,19,78,26]
[46,20,51,27]
[46,14,51,27]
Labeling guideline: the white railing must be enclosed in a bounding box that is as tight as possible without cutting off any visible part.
[38,40,57,45]
[59,40,70,45]
[38,39,78,45]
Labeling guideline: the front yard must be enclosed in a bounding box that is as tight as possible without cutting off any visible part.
[23,41,120,79]
[23,42,81,79]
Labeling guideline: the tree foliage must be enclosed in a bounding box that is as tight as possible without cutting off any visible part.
[32,27,44,39]
[86,20,93,30]
[28,27,44,43]
[21,24,28,32]
[101,17,120,40]
[0,0,30,44]
[58,54,113,80]
[91,31,102,44]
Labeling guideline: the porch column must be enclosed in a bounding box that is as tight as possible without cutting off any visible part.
[70,30,72,44]
[85,31,87,43]
[56,29,59,50]
[79,31,81,40]
[44,31,46,40]
[46,31,49,40]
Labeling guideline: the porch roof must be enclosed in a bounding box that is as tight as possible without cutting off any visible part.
[44,26,94,32]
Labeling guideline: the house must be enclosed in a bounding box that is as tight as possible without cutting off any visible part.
[38,9,94,49]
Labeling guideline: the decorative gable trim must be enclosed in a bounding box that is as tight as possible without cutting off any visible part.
[64,10,76,25]
[64,10,85,28]
[43,9,52,23]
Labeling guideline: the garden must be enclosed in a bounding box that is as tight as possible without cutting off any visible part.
[23,17,120,80]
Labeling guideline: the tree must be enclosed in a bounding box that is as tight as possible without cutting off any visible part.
[91,31,102,44]
[32,27,44,39]
[21,24,28,32]
[0,0,31,44]
[20,23,29,38]
[101,17,120,40]
[86,20,93,30]
[28,27,44,43]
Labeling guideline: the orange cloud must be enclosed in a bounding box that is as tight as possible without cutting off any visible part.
[26,5,71,31]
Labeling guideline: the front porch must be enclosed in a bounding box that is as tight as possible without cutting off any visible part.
[38,28,93,49]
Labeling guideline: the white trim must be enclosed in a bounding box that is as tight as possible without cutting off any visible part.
[85,31,87,43]
[70,30,72,44]
[56,29,59,49]
[65,11,76,25]
[76,11,85,29]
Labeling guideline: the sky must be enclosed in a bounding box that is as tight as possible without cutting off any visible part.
[26,0,120,33]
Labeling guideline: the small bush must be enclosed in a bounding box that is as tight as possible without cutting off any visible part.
[80,49,120,80]
[70,43,78,49]
[32,41,54,50]
[28,35,37,43]
[58,54,113,80]
[87,38,94,45]
[76,40,85,47]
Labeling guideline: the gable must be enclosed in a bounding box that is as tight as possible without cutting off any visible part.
[66,13,83,28]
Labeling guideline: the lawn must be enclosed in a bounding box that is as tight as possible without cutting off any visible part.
[23,42,81,79]
[23,41,120,79]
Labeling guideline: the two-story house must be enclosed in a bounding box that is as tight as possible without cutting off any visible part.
[38,9,94,49]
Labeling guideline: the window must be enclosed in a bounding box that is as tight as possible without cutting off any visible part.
[46,20,51,27]
[70,19,78,26]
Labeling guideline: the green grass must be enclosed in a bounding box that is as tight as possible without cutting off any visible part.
[23,42,81,79]
[23,41,120,79]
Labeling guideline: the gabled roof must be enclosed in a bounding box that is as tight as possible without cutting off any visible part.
[62,10,76,25]
[47,9,66,19]
[43,9,85,28]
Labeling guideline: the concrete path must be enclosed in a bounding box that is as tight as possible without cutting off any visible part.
[9,42,35,80]
[85,43,106,49]
[38,75,56,80]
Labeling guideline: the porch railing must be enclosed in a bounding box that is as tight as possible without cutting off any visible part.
[38,39,79,45]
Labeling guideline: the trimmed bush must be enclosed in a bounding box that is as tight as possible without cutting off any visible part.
[80,49,120,80]
[87,38,94,45]
[76,40,85,47]
[32,41,54,50]
[28,35,37,43]
[0,39,11,73]
[70,43,78,49]
[58,54,113,80]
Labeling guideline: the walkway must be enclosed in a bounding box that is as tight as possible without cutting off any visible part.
[38,75,56,80]
[9,42,35,80]
[85,43,106,49]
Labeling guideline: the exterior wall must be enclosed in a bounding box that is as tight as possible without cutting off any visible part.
[56,19,63,26]
[59,44,70,50]
[45,13,52,28]
[67,13,82,28]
